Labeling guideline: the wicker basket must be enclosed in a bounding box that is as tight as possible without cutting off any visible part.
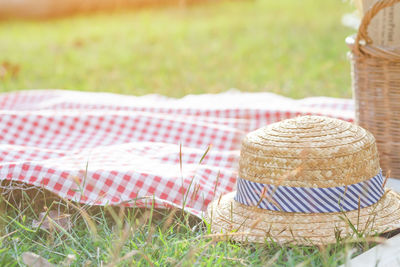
[348,0,400,178]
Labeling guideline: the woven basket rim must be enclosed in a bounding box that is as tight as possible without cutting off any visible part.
[347,35,400,61]
[352,0,400,60]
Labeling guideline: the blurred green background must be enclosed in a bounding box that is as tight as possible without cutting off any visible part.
[0,0,353,98]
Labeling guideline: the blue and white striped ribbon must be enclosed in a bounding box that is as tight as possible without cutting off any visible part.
[234,170,384,213]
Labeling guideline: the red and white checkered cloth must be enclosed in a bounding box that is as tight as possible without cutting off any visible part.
[0,90,354,216]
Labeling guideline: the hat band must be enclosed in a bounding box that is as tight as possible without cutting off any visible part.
[234,170,384,213]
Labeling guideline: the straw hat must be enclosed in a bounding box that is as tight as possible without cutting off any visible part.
[206,116,400,245]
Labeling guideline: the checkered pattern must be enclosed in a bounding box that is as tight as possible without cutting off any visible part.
[0,90,354,216]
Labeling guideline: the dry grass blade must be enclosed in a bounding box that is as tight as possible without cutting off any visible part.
[382,170,391,188]
[176,240,213,267]
[64,199,98,238]
[249,218,262,230]
[264,250,281,267]
[161,207,178,233]
[0,230,18,241]
[212,171,221,198]
[199,144,211,164]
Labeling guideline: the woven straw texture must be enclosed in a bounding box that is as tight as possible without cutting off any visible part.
[206,116,400,245]
[349,0,400,178]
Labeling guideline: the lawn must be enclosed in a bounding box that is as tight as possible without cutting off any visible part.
[0,190,371,267]
[0,0,368,266]
[0,0,353,98]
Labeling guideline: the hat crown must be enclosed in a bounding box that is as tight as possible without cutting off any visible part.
[239,116,380,188]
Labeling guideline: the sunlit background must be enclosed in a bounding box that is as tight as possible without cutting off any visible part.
[0,0,353,98]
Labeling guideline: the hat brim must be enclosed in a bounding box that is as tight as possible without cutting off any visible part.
[205,190,400,245]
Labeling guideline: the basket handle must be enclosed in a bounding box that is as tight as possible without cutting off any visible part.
[355,0,400,53]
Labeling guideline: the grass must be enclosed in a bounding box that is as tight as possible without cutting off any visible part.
[0,0,377,266]
[0,186,378,266]
[0,0,353,98]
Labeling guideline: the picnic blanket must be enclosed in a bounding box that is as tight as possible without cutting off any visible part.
[0,90,354,216]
